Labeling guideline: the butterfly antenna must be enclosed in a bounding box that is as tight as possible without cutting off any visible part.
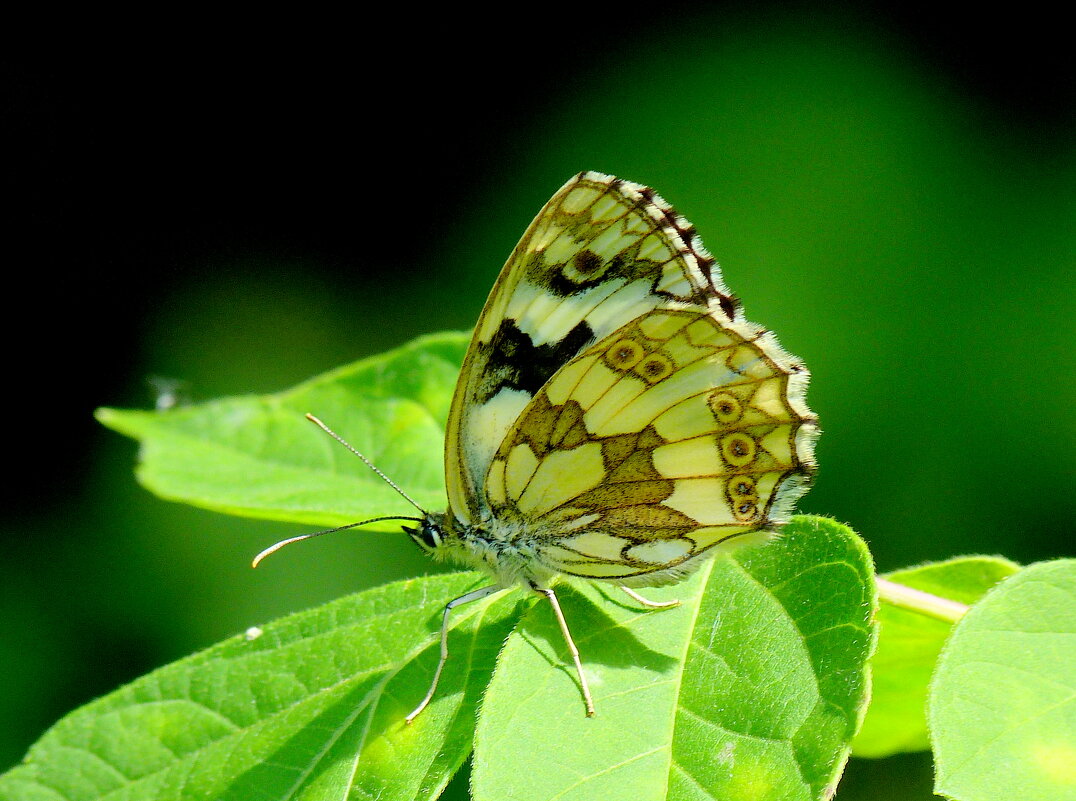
[252,515,424,568]
[304,413,428,514]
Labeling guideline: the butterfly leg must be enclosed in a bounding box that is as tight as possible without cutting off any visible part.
[532,584,595,717]
[406,583,504,724]
[620,586,681,609]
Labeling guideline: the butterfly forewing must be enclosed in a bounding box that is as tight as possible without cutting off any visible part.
[445,172,740,526]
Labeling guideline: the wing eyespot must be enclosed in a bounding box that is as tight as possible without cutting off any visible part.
[720,432,757,466]
[634,353,674,383]
[603,339,645,370]
[709,391,743,424]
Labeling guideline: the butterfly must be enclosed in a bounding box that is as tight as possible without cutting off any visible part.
[257,171,819,721]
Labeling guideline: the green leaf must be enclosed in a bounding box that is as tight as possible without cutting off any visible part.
[853,555,1021,757]
[0,518,873,801]
[91,336,876,799]
[3,519,874,801]
[929,558,1076,801]
[0,573,520,801]
[96,331,470,528]
[472,516,876,801]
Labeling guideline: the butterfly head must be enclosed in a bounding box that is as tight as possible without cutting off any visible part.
[403,512,451,554]
[402,513,491,573]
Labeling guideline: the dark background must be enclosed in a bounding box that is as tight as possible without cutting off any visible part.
[3,5,1073,798]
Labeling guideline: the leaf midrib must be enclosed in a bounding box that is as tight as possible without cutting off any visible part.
[663,558,718,799]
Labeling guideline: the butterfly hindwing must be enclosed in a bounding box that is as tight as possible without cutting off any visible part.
[483,308,817,584]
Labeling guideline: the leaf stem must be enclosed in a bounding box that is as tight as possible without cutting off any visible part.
[875,578,969,623]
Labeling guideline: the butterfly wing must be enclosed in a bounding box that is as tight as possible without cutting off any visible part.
[483,307,817,585]
[445,171,740,526]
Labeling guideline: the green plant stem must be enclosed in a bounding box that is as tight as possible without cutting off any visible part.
[875,578,969,623]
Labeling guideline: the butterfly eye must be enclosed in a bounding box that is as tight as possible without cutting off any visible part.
[405,522,443,552]
[720,432,757,466]
[634,353,674,383]
[709,391,743,423]
[604,339,644,370]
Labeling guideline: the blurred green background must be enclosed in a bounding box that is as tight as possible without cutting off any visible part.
[3,5,1072,799]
